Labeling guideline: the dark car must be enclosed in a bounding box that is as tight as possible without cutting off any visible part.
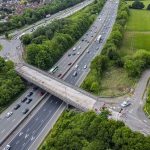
[33,86,38,91]
[68,62,72,66]
[28,92,33,97]
[68,53,71,57]
[58,73,62,78]
[26,98,32,104]
[40,91,45,96]
[14,104,20,110]
[22,108,29,114]
[21,97,27,103]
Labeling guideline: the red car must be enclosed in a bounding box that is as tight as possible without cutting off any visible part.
[58,73,62,78]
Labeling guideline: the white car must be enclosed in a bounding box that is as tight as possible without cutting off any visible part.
[4,144,11,150]
[75,64,79,69]
[6,112,13,118]
[121,101,131,108]
[84,65,87,69]
[73,47,76,51]
[77,52,80,55]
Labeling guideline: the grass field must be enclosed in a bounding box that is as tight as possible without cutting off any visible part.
[99,66,136,96]
[98,5,150,96]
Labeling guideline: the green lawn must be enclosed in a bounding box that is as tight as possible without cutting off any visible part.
[126,10,150,31]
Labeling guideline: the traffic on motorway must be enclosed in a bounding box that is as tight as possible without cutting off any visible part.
[1,0,120,149]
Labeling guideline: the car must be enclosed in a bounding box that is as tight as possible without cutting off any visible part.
[78,46,81,49]
[73,71,77,77]
[87,41,90,43]
[73,47,76,51]
[6,112,13,118]
[68,53,71,56]
[21,97,27,103]
[4,144,11,150]
[84,65,87,69]
[121,101,131,108]
[87,50,90,53]
[22,108,29,114]
[75,64,79,69]
[68,62,72,66]
[40,91,45,96]
[28,92,33,97]
[77,52,80,55]
[96,47,99,50]
[91,35,93,37]
[14,104,20,110]
[72,53,76,56]
[57,73,62,78]
[81,38,84,41]
[26,98,32,104]
[33,86,38,91]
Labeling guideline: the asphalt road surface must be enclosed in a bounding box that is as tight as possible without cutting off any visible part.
[0,0,94,146]
[4,0,119,149]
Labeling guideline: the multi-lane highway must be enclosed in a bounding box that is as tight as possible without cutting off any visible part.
[0,0,94,146]
[1,0,119,149]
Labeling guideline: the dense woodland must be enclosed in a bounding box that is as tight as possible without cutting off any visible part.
[22,0,105,70]
[0,0,85,34]
[39,111,150,150]
[0,57,25,106]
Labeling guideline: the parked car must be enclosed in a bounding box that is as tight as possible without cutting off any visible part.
[33,86,38,91]
[68,53,71,56]
[6,112,13,118]
[14,104,20,110]
[73,47,76,51]
[22,108,29,114]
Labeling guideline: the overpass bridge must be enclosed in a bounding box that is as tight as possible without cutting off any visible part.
[16,63,104,111]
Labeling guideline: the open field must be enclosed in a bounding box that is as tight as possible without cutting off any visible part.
[126,10,150,31]
[99,66,136,96]
[99,6,150,96]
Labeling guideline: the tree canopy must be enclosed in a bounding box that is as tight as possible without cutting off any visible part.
[0,57,25,106]
[23,0,105,70]
[39,111,150,150]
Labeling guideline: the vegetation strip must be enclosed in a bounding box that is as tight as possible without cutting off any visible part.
[0,0,85,34]
[39,110,150,150]
[22,0,106,70]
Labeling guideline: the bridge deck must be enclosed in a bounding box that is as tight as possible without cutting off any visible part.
[17,65,97,111]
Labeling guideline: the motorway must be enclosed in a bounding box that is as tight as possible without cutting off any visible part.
[1,0,119,149]
[0,0,94,146]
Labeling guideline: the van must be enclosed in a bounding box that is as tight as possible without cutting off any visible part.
[73,71,77,77]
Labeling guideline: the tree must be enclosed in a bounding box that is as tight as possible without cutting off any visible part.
[147,4,150,10]
[131,1,145,9]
